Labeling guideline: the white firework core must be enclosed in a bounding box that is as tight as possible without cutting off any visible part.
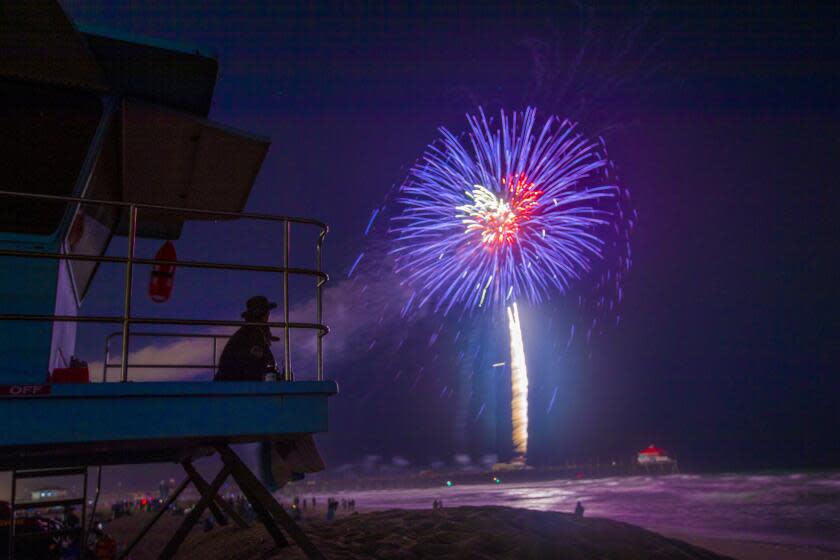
[456,185,518,245]
[507,302,529,459]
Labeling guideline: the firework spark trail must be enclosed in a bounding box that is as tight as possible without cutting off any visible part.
[507,302,529,458]
[392,107,618,316]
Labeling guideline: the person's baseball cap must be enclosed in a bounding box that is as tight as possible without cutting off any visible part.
[242,295,278,318]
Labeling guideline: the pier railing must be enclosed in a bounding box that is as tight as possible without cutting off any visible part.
[0,190,329,382]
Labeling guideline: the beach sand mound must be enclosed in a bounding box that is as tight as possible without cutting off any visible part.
[178,506,732,559]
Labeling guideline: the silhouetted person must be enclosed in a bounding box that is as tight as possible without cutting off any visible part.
[575,501,585,517]
[216,296,281,381]
[63,506,79,529]
[326,498,338,520]
[93,528,117,560]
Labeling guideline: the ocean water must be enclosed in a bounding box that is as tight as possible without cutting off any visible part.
[336,471,840,549]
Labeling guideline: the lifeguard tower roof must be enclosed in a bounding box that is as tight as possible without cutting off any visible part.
[1,6,337,554]
[1,2,216,113]
[79,24,219,117]
[1,0,269,240]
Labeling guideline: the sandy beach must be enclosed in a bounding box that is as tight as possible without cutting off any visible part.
[105,506,736,559]
[102,503,840,560]
[661,531,840,560]
[99,470,840,559]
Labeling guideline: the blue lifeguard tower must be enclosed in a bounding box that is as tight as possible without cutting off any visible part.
[0,3,334,558]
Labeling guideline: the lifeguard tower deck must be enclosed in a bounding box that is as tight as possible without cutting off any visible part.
[1,3,334,558]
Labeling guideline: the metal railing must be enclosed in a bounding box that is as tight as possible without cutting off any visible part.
[102,331,231,381]
[0,190,329,382]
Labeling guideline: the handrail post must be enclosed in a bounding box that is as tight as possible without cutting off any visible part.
[103,334,111,383]
[212,336,218,378]
[120,205,138,382]
[316,229,326,381]
[283,220,292,381]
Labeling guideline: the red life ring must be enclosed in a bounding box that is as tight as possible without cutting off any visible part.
[149,241,176,303]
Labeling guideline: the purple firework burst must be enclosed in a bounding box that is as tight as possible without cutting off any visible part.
[391,107,624,314]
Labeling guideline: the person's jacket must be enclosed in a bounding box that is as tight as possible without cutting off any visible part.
[215,325,277,381]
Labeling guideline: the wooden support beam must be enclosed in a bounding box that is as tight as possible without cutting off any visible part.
[158,463,231,560]
[233,477,289,550]
[181,461,228,526]
[182,460,248,528]
[117,476,189,560]
[216,445,324,560]
[214,448,288,550]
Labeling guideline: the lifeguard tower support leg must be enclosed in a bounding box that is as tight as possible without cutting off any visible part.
[158,464,233,559]
[118,477,191,559]
[117,453,257,559]
[181,460,248,529]
[119,446,322,559]
[217,445,325,560]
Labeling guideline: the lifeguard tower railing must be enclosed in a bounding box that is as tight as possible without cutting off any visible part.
[0,189,328,382]
[102,331,232,381]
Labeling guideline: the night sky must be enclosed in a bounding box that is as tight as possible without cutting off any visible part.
[61,1,839,475]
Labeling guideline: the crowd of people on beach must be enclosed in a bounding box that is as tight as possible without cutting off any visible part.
[288,495,357,521]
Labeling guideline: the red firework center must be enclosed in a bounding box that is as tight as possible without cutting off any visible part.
[465,173,543,248]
